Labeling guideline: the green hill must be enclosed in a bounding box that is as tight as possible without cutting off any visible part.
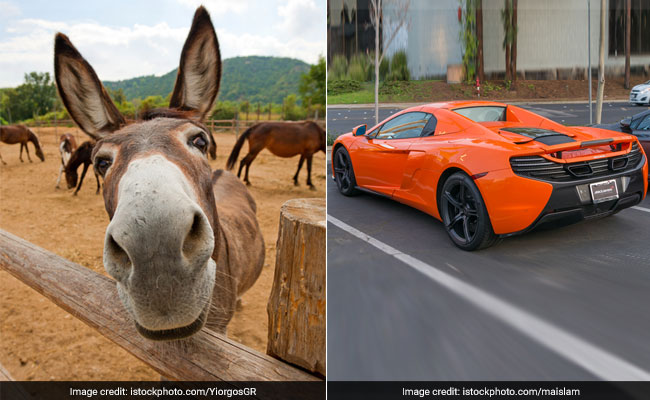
[103,56,310,104]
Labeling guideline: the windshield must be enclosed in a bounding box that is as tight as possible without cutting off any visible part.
[453,106,506,122]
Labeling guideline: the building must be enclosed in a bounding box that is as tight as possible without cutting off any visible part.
[327,0,650,80]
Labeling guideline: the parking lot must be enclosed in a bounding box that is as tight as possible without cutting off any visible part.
[327,101,650,380]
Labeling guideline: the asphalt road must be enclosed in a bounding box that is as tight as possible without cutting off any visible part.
[327,101,650,380]
[327,101,649,137]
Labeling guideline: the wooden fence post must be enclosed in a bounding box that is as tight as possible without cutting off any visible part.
[267,198,326,376]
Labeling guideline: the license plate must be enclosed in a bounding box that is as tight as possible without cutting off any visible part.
[589,179,619,203]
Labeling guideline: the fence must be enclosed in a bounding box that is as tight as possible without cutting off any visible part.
[0,229,319,383]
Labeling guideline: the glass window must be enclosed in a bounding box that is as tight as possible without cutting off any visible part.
[375,112,432,140]
[421,114,438,136]
[637,115,650,131]
[631,113,650,129]
[453,106,506,122]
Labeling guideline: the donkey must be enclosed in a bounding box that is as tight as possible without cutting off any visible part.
[54,6,264,340]
[56,133,77,188]
[64,141,101,195]
[226,121,326,188]
[0,125,45,164]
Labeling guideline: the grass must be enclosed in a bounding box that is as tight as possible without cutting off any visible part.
[327,80,443,105]
[327,82,375,104]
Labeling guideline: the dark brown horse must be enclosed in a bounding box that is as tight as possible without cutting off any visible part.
[226,121,325,188]
[0,125,45,164]
[56,133,78,188]
[64,141,100,195]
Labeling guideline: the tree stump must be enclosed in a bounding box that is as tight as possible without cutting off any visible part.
[267,198,326,376]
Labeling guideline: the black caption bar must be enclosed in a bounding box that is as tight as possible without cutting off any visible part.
[328,382,649,400]
[0,381,325,400]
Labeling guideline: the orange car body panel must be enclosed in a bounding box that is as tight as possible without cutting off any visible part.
[333,101,648,235]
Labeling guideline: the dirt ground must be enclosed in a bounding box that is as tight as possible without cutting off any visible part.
[0,126,326,380]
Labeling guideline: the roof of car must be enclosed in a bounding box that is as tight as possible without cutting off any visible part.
[633,108,650,120]
[416,100,508,112]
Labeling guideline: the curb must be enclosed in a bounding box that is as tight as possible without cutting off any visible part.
[327,98,634,109]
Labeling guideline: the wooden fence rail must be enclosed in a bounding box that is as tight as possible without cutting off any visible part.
[0,229,318,382]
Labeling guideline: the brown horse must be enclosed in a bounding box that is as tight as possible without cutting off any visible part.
[226,121,326,188]
[56,133,78,188]
[54,6,264,340]
[64,141,100,195]
[0,125,45,164]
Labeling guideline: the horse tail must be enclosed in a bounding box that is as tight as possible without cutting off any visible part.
[226,126,254,170]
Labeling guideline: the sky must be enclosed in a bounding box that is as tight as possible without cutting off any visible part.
[0,0,326,87]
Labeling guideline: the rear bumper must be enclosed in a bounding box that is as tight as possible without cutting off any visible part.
[501,155,646,237]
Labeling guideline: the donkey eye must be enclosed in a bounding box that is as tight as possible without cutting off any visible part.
[95,158,112,176]
[190,135,208,152]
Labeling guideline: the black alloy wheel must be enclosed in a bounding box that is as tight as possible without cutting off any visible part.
[440,172,497,251]
[334,147,358,196]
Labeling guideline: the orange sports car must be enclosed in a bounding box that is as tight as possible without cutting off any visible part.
[331,101,648,250]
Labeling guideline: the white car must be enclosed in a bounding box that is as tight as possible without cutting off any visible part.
[630,80,650,106]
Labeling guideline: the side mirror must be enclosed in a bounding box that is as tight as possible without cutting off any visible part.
[620,118,632,132]
[352,124,367,136]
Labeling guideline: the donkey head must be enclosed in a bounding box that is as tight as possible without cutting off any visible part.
[55,7,222,340]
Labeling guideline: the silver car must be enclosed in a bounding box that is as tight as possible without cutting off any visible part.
[630,80,650,106]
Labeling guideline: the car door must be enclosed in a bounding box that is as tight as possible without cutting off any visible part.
[631,113,650,156]
[351,112,432,195]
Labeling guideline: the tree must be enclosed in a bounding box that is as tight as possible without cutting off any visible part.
[108,87,127,104]
[0,72,56,122]
[139,95,168,113]
[0,91,12,123]
[299,56,326,108]
[477,0,484,83]
[240,101,250,121]
[501,0,517,85]
[459,0,479,83]
[596,0,606,124]
[369,0,410,125]
[624,0,631,89]
[23,72,57,116]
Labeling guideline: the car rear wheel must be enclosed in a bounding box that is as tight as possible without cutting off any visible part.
[334,147,358,196]
[440,172,497,251]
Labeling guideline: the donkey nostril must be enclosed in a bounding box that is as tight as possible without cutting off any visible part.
[182,212,206,258]
[107,234,131,267]
[190,213,202,238]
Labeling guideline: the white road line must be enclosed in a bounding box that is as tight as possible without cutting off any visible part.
[327,214,650,381]
[632,206,650,213]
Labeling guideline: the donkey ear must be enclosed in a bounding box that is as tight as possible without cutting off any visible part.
[169,6,221,120]
[54,33,125,140]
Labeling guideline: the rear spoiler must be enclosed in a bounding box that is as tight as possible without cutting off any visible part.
[521,136,638,162]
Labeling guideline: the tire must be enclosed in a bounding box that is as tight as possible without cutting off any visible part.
[439,172,497,251]
[333,147,359,196]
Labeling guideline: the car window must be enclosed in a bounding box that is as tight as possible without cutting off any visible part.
[420,114,437,136]
[637,115,650,131]
[375,112,432,140]
[453,106,506,122]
